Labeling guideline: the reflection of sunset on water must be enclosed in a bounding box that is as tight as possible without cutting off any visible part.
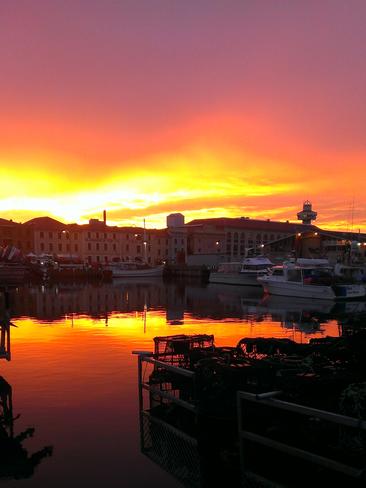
[0,281,353,487]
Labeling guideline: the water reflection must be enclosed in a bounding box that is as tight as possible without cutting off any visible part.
[0,280,363,486]
[0,376,53,480]
[0,280,359,339]
[0,295,53,481]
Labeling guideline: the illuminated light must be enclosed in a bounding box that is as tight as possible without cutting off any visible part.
[297,233,301,237]
[314,232,318,236]
[357,242,361,246]
[260,244,265,248]
[134,234,138,237]
[215,241,220,245]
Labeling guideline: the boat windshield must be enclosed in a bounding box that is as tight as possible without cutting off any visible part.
[271,268,284,276]
[302,268,333,285]
[241,264,270,271]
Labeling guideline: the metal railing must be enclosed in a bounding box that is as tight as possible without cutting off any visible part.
[237,390,366,485]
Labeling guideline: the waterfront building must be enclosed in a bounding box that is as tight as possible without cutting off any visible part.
[2,202,365,266]
[0,218,32,253]
[20,213,185,265]
[185,217,311,266]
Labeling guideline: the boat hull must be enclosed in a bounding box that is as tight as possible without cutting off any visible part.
[259,277,366,300]
[209,272,261,286]
[111,265,164,278]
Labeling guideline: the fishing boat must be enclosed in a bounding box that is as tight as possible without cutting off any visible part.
[258,258,366,300]
[209,255,273,286]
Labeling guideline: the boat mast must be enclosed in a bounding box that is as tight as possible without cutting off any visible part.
[143,218,147,263]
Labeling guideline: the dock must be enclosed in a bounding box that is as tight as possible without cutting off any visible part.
[133,326,366,486]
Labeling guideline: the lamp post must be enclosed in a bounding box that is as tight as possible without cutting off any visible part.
[62,230,71,263]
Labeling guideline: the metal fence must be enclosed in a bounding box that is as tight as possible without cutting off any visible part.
[238,390,366,486]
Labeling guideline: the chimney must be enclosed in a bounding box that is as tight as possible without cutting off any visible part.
[103,210,107,225]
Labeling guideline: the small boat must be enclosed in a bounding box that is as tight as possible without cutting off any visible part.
[258,258,366,300]
[108,262,164,278]
[209,255,273,286]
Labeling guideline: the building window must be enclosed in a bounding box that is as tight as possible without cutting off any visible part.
[137,245,141,253]
[104,243,107,251]
[270,234,275,241]
[96,256,100,262]
[96,232,99,238]
[104,256,108,262]
[49,232,53,238]
[158,249,161,256]
[49,243,53,251]
[40,243,44,251]
[75,244,78,251]
[74,233,78,240]
[104,233,107,239]
[96,243,100,251]
[88,232,91,238]
[126,234,129,240]
[113,233,116,239]
[88,243,91,251]
[40,232,44,238]
[66,244,70,252]
[113,244,116,251]
[126,244,129,251]
[58,244,62,252]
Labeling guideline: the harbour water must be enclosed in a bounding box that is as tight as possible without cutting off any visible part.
[0,280,360,487]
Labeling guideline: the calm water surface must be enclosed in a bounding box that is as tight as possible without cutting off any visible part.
[0,279,360,487]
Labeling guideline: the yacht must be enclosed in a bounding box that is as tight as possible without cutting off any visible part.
[209,255,273,286]
[258,258,366,300]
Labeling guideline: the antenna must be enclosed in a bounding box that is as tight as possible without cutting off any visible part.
[350,196,355,233]
[143,218,147,263]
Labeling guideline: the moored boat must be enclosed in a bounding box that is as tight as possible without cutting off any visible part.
[108,262,164,278]
[258,258,366,300]
[209,255,273,286]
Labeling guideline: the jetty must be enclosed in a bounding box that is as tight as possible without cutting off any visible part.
[133,324,366,486]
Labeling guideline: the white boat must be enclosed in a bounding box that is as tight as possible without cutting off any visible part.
[108,262,164,278]
[333,263,366,283]
[209,256,273,286]
[258,258,366,300]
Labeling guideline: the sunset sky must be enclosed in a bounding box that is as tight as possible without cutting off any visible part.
[1,1,366,230]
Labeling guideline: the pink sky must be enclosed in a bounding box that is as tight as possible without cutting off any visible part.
[0,1,365,229]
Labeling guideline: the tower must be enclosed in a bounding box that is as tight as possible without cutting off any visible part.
[297,200,317,225]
